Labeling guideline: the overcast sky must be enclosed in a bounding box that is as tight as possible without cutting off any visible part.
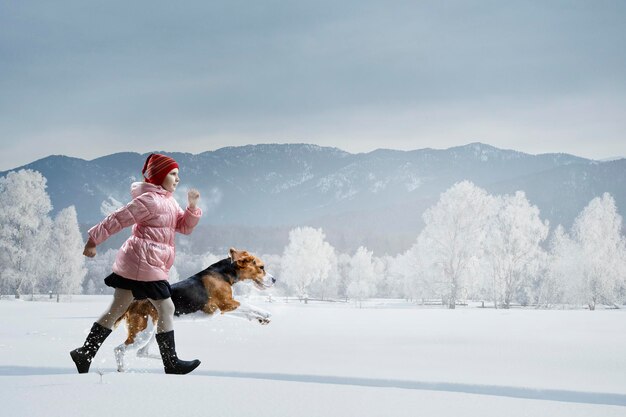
[1,1,625,171]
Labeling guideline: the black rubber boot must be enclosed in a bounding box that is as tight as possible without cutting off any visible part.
[155,330,201,375]
[70,322,112,374]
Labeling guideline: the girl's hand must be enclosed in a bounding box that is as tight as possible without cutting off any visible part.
[83,239,97,258]
[188,189,200,209]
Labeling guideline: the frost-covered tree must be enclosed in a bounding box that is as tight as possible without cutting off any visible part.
[570,193,626,310]
[173,250,219,280]
[537,225,576,307]
[386,251,411,300]
[43,206,86,297]
[416,181,494,308]
[335,253,352,300]
[84,278,97,295]
[309,253,340,300]
[388,246,428,302]
[84,248,119,294]
[281,227,336,299]
[347,246,376,307]
[0,170,53,297]
[203,250,220,267]
[376,255,395,298]
[483,192,549,308]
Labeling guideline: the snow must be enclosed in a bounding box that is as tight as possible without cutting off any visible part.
[1,297,626,417]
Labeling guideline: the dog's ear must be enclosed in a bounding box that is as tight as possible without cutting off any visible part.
[231,249,253,268]
[229,248,241,262]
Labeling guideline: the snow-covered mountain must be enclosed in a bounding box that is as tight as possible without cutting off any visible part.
[2,142,623,254]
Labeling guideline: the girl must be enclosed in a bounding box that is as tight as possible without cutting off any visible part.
[70,153,202,375]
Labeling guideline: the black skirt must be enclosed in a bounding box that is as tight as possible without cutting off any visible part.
[104,273,172,300]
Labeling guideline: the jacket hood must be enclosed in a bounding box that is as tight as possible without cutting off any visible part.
[131,182,170,199]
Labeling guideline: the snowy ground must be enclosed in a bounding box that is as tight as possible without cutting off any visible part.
[1,296,625,417]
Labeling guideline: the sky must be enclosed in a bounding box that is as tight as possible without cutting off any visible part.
[1,0,625,171]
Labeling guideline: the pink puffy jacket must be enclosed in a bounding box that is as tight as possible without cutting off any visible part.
[88,182,202,282]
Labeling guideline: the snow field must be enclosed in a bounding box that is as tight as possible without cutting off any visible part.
[1,297,625,417]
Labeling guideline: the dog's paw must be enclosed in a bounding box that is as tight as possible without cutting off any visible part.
[250,310,271,325]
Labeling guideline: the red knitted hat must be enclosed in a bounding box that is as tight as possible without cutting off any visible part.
[142,153,179,185]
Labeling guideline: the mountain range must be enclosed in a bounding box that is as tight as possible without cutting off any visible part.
[2,143,624,255]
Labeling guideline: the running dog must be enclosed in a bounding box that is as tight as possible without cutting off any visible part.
[113,248,274,372]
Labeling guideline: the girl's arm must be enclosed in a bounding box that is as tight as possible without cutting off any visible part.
[176,189,202,235]
[87,194,154,247]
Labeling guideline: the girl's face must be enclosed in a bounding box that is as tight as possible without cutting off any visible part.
[161,168,180,192]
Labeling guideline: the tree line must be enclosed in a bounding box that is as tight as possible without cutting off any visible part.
[2,170,624,310]
[276,181,626,310]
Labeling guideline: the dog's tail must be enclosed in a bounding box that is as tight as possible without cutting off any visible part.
[114,309,130,329]
[114,300,158,329]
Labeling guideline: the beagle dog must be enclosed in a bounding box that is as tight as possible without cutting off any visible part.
[113,248,274,372]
